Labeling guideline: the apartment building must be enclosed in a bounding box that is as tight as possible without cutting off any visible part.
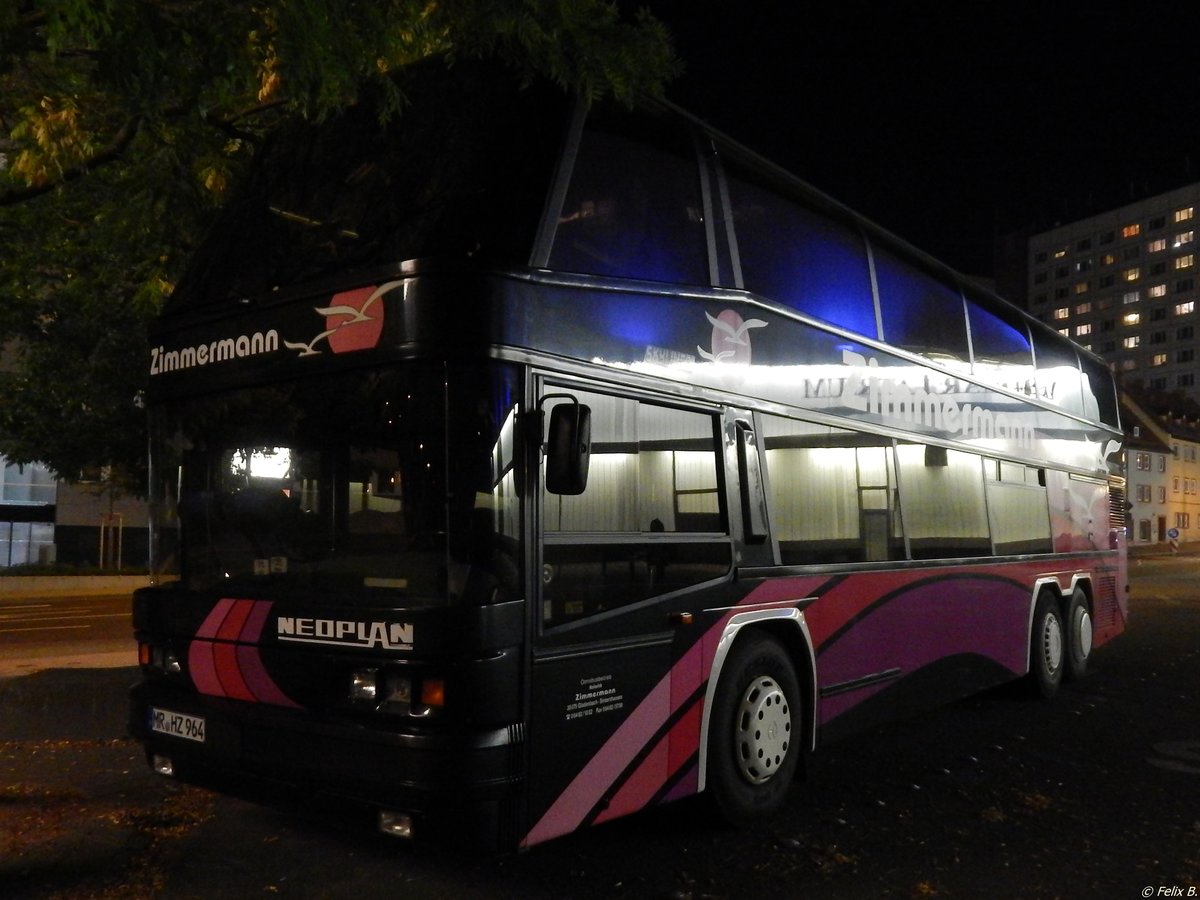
[1025,183,1200,401]
[1122,392,1200,548]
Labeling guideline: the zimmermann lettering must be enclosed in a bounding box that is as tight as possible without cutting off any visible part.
[841,349,1036,450]
[277,617,414,651]
[150,329,280,376]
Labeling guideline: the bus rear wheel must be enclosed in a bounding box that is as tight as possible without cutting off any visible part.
[1063,587,1092,681]
[707,634,801,823]
[1028,592,1065,699]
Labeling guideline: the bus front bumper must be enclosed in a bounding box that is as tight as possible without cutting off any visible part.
[128,680,525,851]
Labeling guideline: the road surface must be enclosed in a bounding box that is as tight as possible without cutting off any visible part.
[0,593,135,677]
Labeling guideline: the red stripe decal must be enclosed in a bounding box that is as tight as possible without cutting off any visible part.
[189,598,240,696]
[523,671,672,846]
[212,640,256,702]
[216,599,255,641]
[237,645,301,708]
[523,620,724,846]
[667,696,704,775]
[187,637,223,696]
[195,598,238,639]
[240,599,274,641]
[592,739,670,826]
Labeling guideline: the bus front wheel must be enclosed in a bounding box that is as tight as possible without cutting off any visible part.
[1029,592,1065,699]
[707,634,801,823]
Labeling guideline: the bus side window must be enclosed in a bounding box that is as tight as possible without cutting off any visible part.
[1030,325,1085,417]
[894,442,991,560]
[873,244,971,370]
[761,415,904,565]
[965,290,1034,391]
[724,165,876,339]
[541,391,731,627]
[547,112,708,286]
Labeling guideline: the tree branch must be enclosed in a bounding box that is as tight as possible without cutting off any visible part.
[0,115,140,206]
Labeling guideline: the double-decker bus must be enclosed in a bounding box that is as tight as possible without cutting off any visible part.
[130,58,1127,851]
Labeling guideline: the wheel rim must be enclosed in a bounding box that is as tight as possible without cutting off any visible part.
[1042,613,1064,674]
[1072,606,1093,661]
[734,675,791,785]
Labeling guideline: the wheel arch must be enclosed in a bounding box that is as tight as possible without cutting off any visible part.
[1028,574,1093,660]
[697,608,817,793]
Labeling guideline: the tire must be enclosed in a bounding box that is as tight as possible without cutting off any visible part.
[1028,592,1065,699]
[707,634,802,824]
[1063,587,1093,682]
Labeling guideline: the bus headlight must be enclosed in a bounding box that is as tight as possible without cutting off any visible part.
[349,667,441,715]
[349,668,379,702]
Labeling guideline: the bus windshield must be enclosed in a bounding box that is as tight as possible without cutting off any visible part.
[150,362,521,607]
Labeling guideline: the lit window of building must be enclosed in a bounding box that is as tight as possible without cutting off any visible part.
[1053,247,1067,258]
[1149,238,1167,253]
[1175,300,1196,315]
[1075,323,1092,337]
[1075,302,1091,315]
[1074,281,1089,294]
[1123,335,1140,348]
[1153,353,1168,366]
[1175,231,1194,248]
[1123,223,1142,238]
[1177,254,1195,269]
[1123,312,1141,326]
[1123,266,1141,281]
[1053,306,1069,320]
[1176,207,1195,223]
[1149,284,1167,298]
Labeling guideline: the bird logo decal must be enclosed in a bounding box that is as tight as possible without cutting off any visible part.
[284,280,402,357]
[698,310,767,363]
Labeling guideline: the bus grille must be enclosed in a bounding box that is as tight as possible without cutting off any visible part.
[1108,481,1127,530]
[1094,574,1119,630]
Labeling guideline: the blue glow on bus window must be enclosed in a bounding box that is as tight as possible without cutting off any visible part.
[726,173,876,338]
[967,299,1032,365]
[873,245,970,366]
[603,297,669,346]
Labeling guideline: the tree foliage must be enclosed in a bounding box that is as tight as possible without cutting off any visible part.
[0,0,679,491]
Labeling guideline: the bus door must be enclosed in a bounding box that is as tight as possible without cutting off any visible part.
[521,382,736,846]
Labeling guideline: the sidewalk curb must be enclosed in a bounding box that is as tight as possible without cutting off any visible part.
[0,575,152,598]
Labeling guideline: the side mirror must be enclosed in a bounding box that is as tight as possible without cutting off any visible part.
[544,397,591,495]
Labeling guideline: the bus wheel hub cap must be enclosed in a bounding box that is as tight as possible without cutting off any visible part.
[734,676,791,785]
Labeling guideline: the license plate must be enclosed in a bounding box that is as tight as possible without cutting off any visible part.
[149,707,206,743]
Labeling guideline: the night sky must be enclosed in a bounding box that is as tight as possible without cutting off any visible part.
[637,3,1200,278]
